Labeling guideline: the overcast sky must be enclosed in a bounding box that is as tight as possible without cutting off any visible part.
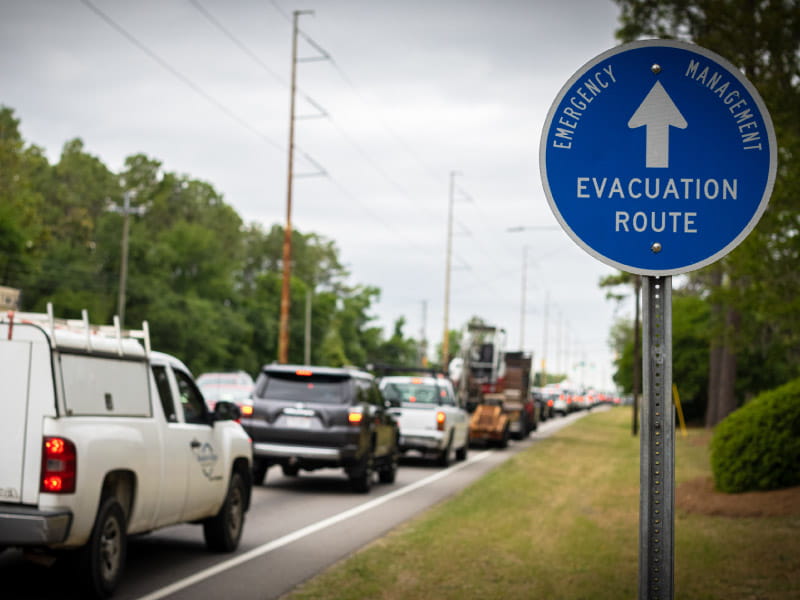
[1,0,633,389]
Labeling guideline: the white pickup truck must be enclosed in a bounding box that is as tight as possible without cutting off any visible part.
[0,307,253,598]
[378,373,470,467]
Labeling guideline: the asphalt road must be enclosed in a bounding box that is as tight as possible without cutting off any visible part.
[2,411,589,600]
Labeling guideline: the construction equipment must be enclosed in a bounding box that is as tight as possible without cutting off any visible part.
[452,323,537,448]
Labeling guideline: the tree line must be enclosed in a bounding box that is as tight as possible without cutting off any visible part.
[0,107,422,376]
[607,0,800,426]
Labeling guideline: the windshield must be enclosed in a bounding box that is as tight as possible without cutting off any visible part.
[382,382,441,406]
[259,373,349,404]
[199,384,252,402]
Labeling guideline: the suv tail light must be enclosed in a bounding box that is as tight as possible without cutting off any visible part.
[348,409,364,425]
[436,411,446,431]
[41,437,76,494]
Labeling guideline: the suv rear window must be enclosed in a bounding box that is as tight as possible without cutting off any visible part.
[257,372,350,404]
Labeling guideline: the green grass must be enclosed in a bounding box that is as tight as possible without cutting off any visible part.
[286,408,800,600]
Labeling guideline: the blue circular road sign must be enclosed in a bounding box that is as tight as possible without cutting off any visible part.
[540,39,777,275]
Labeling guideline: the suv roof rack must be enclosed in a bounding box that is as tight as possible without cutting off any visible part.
[3,302,151,357]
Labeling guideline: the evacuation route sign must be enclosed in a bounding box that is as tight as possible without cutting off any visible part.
[540,39,777,276]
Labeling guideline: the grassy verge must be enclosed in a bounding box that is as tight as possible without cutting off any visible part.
[286,408,800,600]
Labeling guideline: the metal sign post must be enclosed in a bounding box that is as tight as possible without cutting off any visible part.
[539,40,776,600]
[640,276,674,599]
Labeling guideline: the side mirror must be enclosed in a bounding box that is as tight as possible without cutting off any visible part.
[214,400,242,422]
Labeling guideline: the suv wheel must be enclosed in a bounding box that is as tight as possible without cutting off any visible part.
[252,459,268,486]
[282,464,300,477]
[349,453,374,493]
[378,448,398,484]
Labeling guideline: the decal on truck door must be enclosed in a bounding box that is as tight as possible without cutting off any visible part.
[193,442,221,481]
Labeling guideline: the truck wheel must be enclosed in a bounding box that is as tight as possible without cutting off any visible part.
[455,438,468,461]
[252,459,268,486]
[437,435,454,467]
[498,426,510,449]
[349,453,374,493]
[204,472,246,552]
[79,497,127,599]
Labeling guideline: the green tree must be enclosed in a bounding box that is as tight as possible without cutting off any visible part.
[0,107,48,291]
[368,317,421,368]
[610,291,711,422]
[2,109,397,378]
[614,0,800,424]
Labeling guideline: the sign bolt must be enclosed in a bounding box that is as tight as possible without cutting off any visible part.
[651,242,663,253]
[651,63,662,74]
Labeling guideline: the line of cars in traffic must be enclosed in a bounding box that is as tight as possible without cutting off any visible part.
[197,366,621,495]
[533,384,622,417]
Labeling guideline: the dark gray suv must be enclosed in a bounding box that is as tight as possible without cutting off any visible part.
[241,364,399,493]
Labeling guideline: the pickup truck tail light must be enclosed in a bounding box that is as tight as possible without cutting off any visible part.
[240,401,254,418]
[41,437,77,494]
[436,411,446,431]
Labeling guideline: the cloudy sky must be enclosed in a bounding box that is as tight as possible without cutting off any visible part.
[1,0,633,389]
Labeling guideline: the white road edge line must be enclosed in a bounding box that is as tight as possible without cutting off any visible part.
[136,449,494,600]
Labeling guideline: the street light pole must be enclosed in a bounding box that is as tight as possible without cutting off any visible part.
[108,190,144,329]
[441,171,458,368]
[519,246,528,350]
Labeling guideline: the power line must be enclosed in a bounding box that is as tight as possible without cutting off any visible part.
[188,1,433,234]
[79,0,285,153]
[189,0,287,87]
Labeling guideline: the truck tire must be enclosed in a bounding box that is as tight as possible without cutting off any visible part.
[204,472,246,552]
[252,458,268,486]
[497,426,510,449]
[437,435,454,467]
[455,437,469,461]
[512,421,524,441]
[78,497,127,599]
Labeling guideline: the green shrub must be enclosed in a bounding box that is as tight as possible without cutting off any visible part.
[710,377,800,493]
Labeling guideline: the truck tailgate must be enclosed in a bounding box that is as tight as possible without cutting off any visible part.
[1,325,55,505]
[395,404,438,431]
[0,340,34,504]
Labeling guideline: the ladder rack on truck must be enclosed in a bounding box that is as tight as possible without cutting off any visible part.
[3,303,151,357]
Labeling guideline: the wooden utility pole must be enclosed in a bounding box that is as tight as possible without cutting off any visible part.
[278,10,313,364]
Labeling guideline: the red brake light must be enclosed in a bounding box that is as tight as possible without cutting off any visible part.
[348,411,363,425]
[41,437,76,494]
[436,411,446,431]
[295,369,313,376]
[241,404,254,417]
[410,378,423,384]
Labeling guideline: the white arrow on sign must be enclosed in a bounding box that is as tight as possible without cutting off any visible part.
[628,81,687,168]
